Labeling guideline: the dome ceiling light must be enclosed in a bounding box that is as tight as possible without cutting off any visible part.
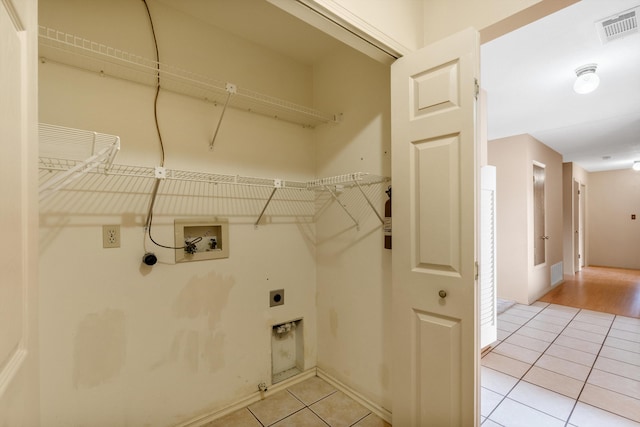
[573,63,600,94]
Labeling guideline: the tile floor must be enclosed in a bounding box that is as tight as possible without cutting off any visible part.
[482,301,640,426]
[201,301,640,426]
[203,376,390,427]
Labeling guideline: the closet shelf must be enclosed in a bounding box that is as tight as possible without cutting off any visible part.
[39,124,390,226]
[38,26,339,128]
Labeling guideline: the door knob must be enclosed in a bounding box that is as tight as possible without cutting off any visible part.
[438,290,447,298]
[541,236,550,240]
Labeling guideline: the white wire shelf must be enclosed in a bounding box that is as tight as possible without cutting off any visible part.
[39,123,389,227]
[38,26,339,128]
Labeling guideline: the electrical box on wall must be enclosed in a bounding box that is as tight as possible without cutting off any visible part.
[174,218,229,263]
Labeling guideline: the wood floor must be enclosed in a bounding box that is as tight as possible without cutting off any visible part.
[538,266,640,318]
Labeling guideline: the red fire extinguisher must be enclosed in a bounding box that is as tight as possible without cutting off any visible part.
[384,186,392,249]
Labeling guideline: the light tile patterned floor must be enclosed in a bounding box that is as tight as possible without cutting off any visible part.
[203,376,390,427]
[482,301,640,426]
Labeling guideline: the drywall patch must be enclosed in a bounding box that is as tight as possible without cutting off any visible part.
[151,272,233,372]
[185,330,199,373]
[73,309,126,388]
[172,271,235,330]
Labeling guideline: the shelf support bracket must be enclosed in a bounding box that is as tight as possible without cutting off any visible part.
[353,179,384,225]
[325,184,359,230]
[38,140,120,202]
[255,179,282,228]
[209,83,237,150]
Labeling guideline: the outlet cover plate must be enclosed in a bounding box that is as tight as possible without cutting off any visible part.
[270,289,284,307]
[102,225,120,248]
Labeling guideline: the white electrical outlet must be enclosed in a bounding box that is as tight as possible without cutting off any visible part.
[102,225,120,248]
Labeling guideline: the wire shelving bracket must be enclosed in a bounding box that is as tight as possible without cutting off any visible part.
[38,123,120,201]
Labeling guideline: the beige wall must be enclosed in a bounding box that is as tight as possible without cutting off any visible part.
[588,169,640,269]
[309,0,423,52]
[313,46,392,412]
[425,0,579,45]
[38,1,319,425]
[488,134,563,304]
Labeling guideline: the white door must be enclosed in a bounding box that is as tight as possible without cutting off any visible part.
[573,180,580,272]
[391,28,479,426]
[480,166,497,349]
[579,183,586,268]
[0,0,39,424]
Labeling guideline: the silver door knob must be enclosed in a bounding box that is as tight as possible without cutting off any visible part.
[438,290,447,298]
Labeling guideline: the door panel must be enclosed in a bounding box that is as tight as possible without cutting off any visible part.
[0,0,39,424]
[414,135,460,273]
[391,28,479,427]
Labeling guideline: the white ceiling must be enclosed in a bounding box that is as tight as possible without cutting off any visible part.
[481,0,640,172]
[159,0,640,172]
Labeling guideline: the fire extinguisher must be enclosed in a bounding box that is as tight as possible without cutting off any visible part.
[384,186,392,249]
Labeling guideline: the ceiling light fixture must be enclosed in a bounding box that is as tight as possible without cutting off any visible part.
[633,161,640,171]
[573,63,600,94]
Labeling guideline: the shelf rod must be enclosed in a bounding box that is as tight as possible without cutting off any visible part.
[353,179,384,224]
[324,185,359,230]
[255,187,278,228]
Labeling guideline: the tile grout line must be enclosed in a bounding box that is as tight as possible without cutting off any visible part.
[562,311,616,427]
[484,303,583,424]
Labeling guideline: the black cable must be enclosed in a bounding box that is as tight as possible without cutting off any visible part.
[142,0,165,166]
[142,0,189,252]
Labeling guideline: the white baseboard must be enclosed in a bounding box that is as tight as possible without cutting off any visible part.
[316,368,392,424]
[176,368,317,427]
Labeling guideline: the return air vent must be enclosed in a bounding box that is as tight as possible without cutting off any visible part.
[596,7,639,44]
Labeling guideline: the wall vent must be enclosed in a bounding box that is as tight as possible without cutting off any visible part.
[596,7,639,44]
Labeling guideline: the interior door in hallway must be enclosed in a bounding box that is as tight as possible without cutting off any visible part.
[574,179,580,272]
[391,28,479,426]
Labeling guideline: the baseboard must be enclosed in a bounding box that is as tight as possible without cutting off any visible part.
[176,367,317,427]
[316,368,392,424]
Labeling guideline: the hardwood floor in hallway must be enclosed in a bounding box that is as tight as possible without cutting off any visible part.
[538,266,640,318]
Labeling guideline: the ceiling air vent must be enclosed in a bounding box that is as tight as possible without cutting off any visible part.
[596,6,639,44]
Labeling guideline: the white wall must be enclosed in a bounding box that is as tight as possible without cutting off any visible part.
[488,134,563,304]
[313,45,392,412]
[39,1,318,425]
[588,169,640,269]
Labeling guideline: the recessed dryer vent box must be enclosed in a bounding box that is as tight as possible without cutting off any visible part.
[174,218,229,263]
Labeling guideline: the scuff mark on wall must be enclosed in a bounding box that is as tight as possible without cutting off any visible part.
[329,308,338,339]
[203,331,225,373]
[73,309,126,388]
[173,271,234,330]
